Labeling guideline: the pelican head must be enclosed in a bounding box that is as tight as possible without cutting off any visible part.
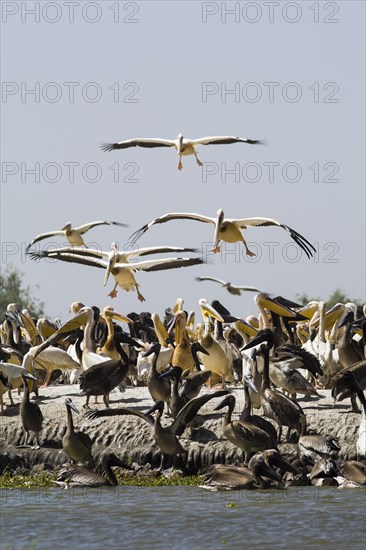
[104,245,118,287]
[213,209,225,250]
[199,298,224,323]
[177,133,184,153]
[61,222,72,231]
[65,397,80,415]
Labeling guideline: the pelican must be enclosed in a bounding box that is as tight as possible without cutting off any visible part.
[198,299,235,388]
[195,277,261,296]
[29,248,205,301]
[243,330,305,442]
[55,453,131,488]
[214,394,277,463]
[86,391,227,471]
[26,220,128,251]
[130,209,316,258]
[62,398,93,463]
[101,133,262,170]
[19,371,43,448]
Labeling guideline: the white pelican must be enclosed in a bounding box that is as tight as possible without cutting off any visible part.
[29,248,205,301]
[101,133,262,170]
[195,276,261,296]
[26,220,128,251]
[130,209,316,258]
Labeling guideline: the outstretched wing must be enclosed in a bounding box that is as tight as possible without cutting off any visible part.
[130,212,216,243]
[171,390,229,436]
[75,220,128,234]
[191,135,263,147]
[28,250,108,270]
[195,276,226,286]
[101,138,175,152]
[26,230,65,251]
[230,217,316,259]
[129,257,205,273]
[85,407,154,426]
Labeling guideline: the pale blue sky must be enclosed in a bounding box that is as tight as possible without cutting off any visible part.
[1,1,365,320]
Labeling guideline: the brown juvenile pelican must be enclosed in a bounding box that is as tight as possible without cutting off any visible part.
[19,372,43,448]
[101,133,262,170]
[26,220,128,251]
[86,390,227,471]
[195,277,261,296]
[214,394,277,463]
[141,343,171,407]
[62,398,93,463]
[243,330,305,442]
[79,346,130,408]
[129,209,316,258]
[54,453,131,488]
[240,375,278,443]
[200,450,297,491]
[298,421,341,465]
[340,461,366,486]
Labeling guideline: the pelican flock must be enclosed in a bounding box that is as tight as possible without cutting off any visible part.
[1,295,365,489]
[1,125,364,493]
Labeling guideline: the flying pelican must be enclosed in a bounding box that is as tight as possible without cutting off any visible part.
[26,220,128,251]
[195,277,262,296]
[130,209,316,258]
[101,133,263,170]
[29,248,205,301]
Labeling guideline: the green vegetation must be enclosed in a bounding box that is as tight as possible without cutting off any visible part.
[0,264,44,320]
[296,288,363,309]
[0,470,203,489]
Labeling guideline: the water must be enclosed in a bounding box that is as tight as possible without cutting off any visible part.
[1,486,365,549]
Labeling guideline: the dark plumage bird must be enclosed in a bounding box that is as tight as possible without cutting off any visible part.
[142,343,171,407]
[54,453,131,488]
[79,347,129,408]
[20,372,43,448]
[214,394,277,463]
[62,398,93,464]
[240,375,278,443]
[243,330,305,442]
[86,390,228,471]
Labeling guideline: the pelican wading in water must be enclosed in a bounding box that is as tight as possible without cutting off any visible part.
[195,277,261,296]
[26,221,128,251]
[28,245,205,301]
[101,133,263,170]
[130,209,316,258]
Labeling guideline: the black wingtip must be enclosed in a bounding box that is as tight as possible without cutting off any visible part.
[100,142,115,152]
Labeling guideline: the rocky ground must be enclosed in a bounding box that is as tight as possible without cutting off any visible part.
[0,383,361,474]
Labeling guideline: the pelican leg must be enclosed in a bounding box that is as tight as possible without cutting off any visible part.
[211,243,221,254]
[158,453,166,472]
[83,396,90,409]
[351,394,361,414]
[7,390,14,406]
[32,432,40,450]
[135,284,146,302]
[0,394,3,415]
[94,396,99,404]
[40,370,52,388]
[194,151,203,167]
[103,394,110,408]
[108,283,118,299]
[277,425,282,443]
[242,238,256,258]
[178,156,183,171]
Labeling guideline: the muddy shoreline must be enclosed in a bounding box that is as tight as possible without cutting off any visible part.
[0,384,360,474]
